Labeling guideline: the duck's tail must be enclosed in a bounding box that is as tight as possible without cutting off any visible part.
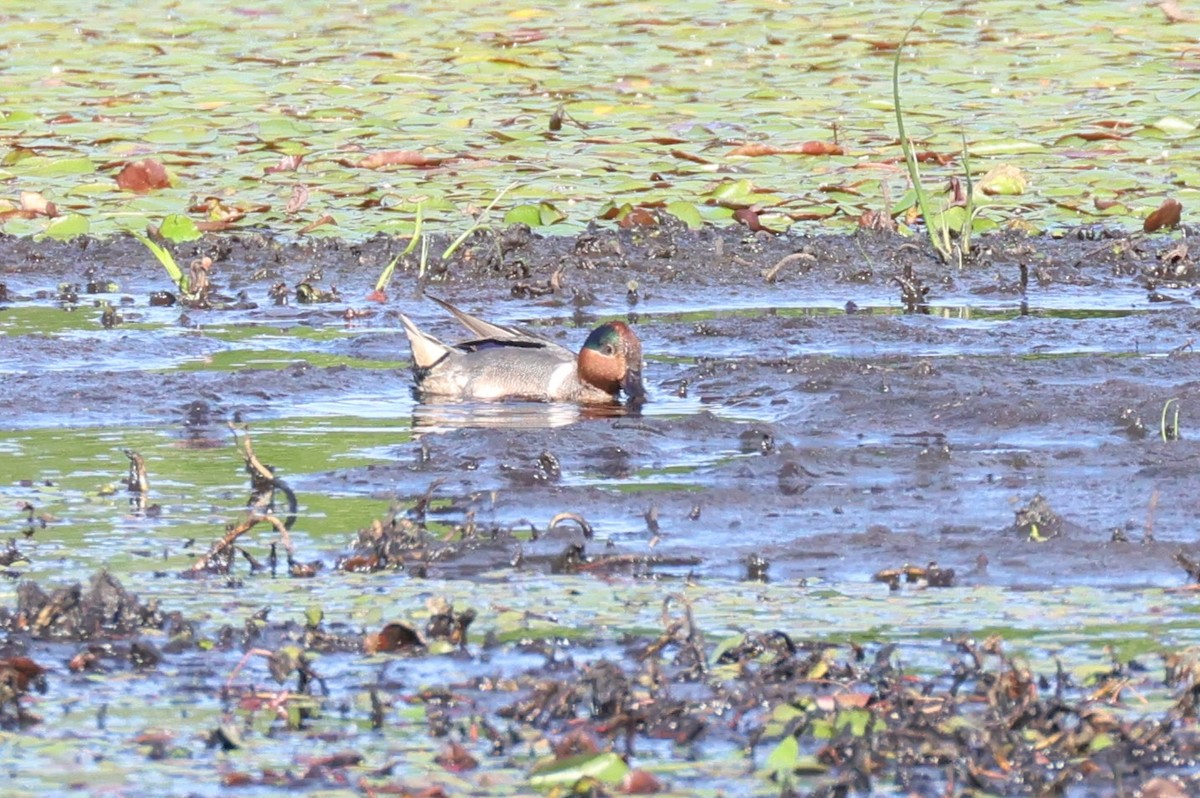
[399,313,451,369]
[426,294,521,341]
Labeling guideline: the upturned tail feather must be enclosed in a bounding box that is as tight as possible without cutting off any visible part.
[399,313,451,369]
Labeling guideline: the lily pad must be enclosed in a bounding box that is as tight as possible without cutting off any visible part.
[529,752,628,789]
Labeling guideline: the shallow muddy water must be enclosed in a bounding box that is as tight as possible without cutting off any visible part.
[3,225,1200,795]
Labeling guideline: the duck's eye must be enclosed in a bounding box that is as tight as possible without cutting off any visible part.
[602,343,616,356]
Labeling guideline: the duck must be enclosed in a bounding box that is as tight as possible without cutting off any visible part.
[398,296,645,404]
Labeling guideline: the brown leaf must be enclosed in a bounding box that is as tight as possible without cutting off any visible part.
[264,154,304,174]
[132,729,174,745]
[116,159,170,193]
[622,769,664,794]
[814,692,872,711]
[619,207,658,228]
[301,752,364,770]
[797,140,844,155]
[366,289,389,304]
[434,741,478,773]
[195,217,244,232]
[358,150,449,169]
[915,150,953,165]
[950,176,968,205]
[727,141,843,157]
[364,621,424,654]
[190,197,262,224]
[0,656,47,691]
[1144,198,1183,233]
[1159,1,1193,23]
[728,143,782,157]
[19,191,57,217]
[339,554,379,572]
[504,28,547,44]
[297,214,336,235]
[857,209,896,232]
[285,184,310,215]
[670,148,711,164]
[733,207,765,232]
[1074,131,1126,142]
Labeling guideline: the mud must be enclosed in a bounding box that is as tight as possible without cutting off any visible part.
[3,220,1200,795]
[3,221,1198,586]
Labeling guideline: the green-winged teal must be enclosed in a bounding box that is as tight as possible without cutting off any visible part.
[399,296,645,404]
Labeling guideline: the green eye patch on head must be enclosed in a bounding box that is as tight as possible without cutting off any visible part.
[583,323,622,353]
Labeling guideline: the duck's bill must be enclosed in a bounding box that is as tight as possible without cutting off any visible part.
[621,369,646,402]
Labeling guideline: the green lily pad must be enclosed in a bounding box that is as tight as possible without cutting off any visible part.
[40,213,90,241]
[15,156,96,177]
[1151,116,1196,135]
[159,213,202,243]
[968,139,1046,156]
[529,751,628,789]
[666,200,704,229]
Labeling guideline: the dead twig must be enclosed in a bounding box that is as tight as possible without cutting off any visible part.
[548,512,593,540]
[188,512,292,574]
[123,449,149,494]
[762,251,816,283]
[229,422,274,485]
[229,423,298,530]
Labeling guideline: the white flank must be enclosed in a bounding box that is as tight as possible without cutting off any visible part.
[544,361,575,399]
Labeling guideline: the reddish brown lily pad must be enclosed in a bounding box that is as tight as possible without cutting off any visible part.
[116,159,171,193]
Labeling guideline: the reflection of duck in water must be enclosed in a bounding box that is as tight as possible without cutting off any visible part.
[409,399,627,433]
[399,296,645,404]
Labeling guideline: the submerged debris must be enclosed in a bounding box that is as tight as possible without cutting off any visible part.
[186,425,315,577]
[1013,493,1065,541]
[892,262,930,313]
[3,571,171,640]
[123,449,149,494]
[873,561,956,590]
[1,569,1200,793]
[340,493,699,578]
[0,656,47,726]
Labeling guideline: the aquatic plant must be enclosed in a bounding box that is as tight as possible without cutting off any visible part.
[441,181,517,261]
[892,11,978,265]
[1161,397,1181,442]
[131,230,188,295]
[372,201,424,296]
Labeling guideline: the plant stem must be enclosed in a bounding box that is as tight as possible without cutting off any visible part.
[374,201,424,293]
[441,182,517,261]
[893,9,951,263]
[132,231,189,294]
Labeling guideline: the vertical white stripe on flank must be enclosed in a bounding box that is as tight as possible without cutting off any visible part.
[545,361,575,399]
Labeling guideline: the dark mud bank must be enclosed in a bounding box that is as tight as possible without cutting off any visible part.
[3,224,1200,587]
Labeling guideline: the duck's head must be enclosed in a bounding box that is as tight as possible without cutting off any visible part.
[577,321,645,402]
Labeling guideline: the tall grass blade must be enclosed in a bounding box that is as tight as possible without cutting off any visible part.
[131,231,189,294]
[892,9,951,263]
[374,201,424,293]
[442,182,517,261]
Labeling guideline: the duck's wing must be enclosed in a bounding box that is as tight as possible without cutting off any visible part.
[426,295,563,349]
